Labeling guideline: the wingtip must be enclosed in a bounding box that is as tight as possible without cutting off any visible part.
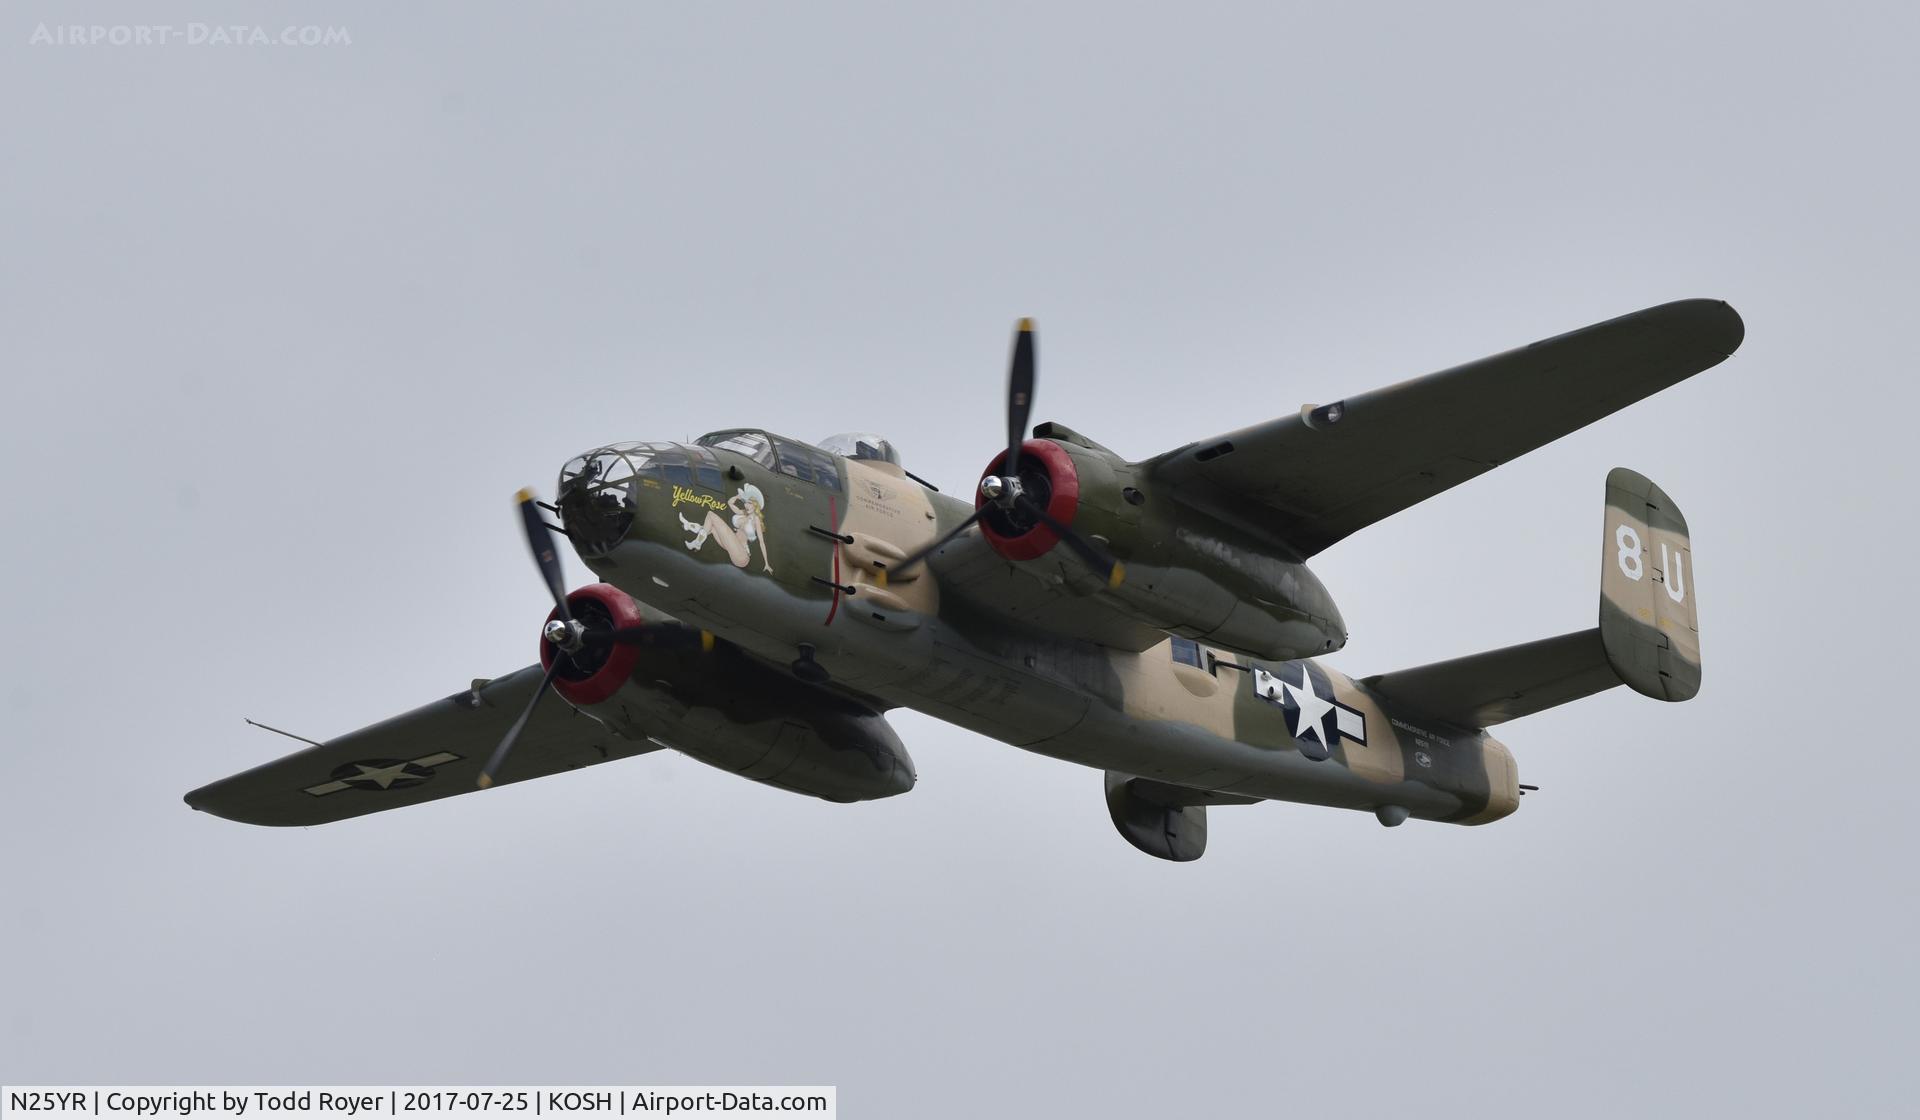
[1659,298,1745,358]
[1713,299,1746,355]
[179,780,304,826]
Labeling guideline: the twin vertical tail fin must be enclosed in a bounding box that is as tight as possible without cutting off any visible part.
[1599,467,1701,701]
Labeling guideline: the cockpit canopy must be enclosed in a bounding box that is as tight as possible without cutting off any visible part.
[695,429,843,489]
[818,432,901,467]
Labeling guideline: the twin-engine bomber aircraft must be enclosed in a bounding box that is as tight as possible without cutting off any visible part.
[187,300,1742,860]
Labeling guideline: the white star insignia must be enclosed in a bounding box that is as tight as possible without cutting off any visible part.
[1281,665,1335,745]
[342,761,422,790]
[303,752,463,798]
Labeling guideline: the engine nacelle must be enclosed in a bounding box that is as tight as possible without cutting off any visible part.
[976,431,1347,660]
[540,585,915,802]
[540,582,653,708]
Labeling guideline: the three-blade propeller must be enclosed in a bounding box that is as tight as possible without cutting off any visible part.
[476,490,706,790]
[887,319,1122,586]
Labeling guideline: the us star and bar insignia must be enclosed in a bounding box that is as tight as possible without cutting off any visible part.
[303,752,463,797]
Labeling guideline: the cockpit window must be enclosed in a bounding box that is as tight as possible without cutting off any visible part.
[696,429,841,491]
[819,432,901,467]
[771,437,841,491]
[697,430,776,468]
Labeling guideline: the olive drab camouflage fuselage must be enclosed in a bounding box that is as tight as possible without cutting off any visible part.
[562,439,1521,842]
[184,299,1743,861]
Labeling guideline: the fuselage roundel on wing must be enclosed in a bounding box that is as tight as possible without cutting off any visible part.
[186,299,1743,860]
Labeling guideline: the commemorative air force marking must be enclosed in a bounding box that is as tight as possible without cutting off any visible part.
[1253,663,1367,761]
[303,752,462,796]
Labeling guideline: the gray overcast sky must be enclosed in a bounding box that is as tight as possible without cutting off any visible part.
[3,2,1915,1116]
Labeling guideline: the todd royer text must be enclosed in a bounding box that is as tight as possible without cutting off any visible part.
[93,1094,384,1118]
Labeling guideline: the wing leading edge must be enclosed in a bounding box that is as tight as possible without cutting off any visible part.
[1140,299,1744,557]
[185,664,661,826]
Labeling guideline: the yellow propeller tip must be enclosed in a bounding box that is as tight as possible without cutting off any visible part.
[1017,317,1035,332]
[1108,563,1126,590]
[874,569,889,588]
[700,630,716,652]
[514,487,535,503]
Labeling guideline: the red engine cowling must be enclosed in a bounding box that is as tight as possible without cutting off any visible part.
[976,438,1082,561]
[538,583,648,706]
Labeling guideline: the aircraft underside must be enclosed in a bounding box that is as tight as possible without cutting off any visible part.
[186,302,1733,861]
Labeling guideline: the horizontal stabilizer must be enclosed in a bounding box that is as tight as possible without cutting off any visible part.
[1360,629,1618,729]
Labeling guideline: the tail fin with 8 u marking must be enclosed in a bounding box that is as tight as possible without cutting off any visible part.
[1600,467,1700,701]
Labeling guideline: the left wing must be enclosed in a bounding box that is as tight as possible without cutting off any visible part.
[185,665,660,826]
[1138,299,1743,557]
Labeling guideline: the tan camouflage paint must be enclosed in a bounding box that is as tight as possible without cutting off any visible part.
[1114,641,1238,740]
[837,458,941,618]
[590,438,1533,830]
[1112,635,1510,822]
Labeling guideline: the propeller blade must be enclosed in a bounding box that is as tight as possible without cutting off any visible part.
[1005,318,1036,477]
[887,507,986,578]
[1015,493,1126,589]
[476,656,563,789]
[517,488,572,624]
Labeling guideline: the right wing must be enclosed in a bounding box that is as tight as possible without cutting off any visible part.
[1139,300,1743,557]
[185,665,661,826]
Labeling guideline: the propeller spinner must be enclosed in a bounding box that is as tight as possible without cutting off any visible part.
[888,319,1123,587]
[476,490,705,789]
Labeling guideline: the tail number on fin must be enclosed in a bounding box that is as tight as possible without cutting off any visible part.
[1661,542,1687,603]
[1614,523,1686,603]
[1615,524,1644,582]
[1601,468,1700,702]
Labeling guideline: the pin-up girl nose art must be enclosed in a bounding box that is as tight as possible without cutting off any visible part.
[681,483,773,573]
